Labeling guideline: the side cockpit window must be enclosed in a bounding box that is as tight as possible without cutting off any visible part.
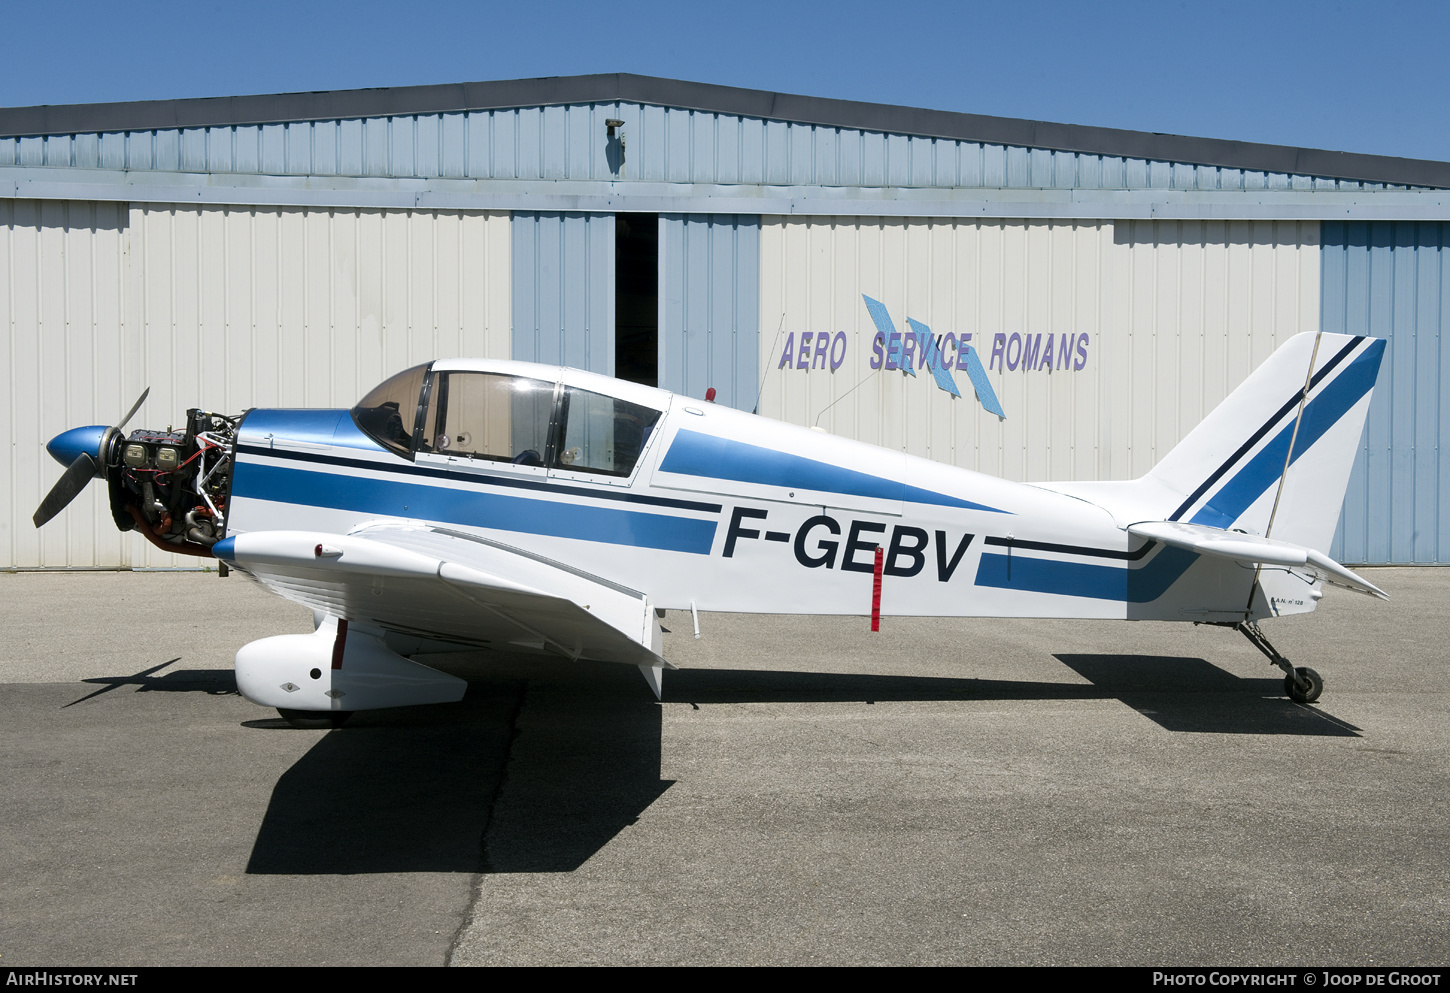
[352,363,431,458]
[556,386,661,477]
[419,372,555,466]
[354,365,663,478]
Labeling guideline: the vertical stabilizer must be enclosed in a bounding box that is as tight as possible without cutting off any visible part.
[1145,332,1385,554]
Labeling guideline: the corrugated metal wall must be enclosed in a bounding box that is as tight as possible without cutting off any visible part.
[1325,221,1449,564]
[2,199,130,569]
[0,105,1403,192]
[131,205,511,417]
[758,217,1320,483]
[9,203,1439,568]
[658,214,760,409]
[1111,220,1322,477]
[511,212,613,374]
[3,203,511,568]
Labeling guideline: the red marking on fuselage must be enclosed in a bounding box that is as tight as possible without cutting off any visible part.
[331,619,349,670]
[871,546,884,631]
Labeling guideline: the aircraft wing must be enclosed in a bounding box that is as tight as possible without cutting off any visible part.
[1125,520,1388,600]
[214,524,672,668]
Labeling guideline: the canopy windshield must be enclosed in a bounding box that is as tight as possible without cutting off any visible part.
[351,363,431,457]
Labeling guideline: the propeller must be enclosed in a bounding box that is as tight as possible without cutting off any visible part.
[117,387,150,432]
[33,387,149,528]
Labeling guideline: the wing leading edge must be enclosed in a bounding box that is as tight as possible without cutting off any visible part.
[213,526,672,670]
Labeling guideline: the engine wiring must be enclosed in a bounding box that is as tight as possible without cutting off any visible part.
[114,409,239,552]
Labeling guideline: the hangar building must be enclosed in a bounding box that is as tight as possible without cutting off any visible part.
[2,74,1446,568]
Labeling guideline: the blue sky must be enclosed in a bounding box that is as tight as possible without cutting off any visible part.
[6,0,1448,162]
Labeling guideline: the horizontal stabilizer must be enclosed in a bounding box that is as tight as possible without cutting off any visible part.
[1125,520,1388,600]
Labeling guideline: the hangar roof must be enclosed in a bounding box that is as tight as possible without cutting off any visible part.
[3,74,1449,219]
[2,72,1446,189]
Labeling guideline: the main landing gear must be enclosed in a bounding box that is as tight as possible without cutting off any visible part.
[1235,622,1323,704]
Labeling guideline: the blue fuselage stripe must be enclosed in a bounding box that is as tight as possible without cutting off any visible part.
[232,461,718,554]
[974,545,1199,603]
[660,429,1007,513]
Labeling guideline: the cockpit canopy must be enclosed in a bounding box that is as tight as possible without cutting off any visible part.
[353,363,430,458]
[351,363,663,478]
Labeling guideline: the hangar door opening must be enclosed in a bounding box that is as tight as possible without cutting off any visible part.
[615,213,659,387]
[513,212,760,409]
[511,210,660,386]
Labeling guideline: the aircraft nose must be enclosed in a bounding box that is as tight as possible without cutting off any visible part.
[45,425,109,468]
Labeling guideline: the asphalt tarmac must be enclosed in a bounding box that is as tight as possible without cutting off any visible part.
[1,568,1447,966]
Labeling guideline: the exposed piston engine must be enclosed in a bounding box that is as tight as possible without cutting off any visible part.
[35,392,240,559]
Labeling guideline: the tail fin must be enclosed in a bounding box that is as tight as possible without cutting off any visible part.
[1146,331,1385,553]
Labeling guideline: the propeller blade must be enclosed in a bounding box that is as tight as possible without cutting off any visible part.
[33,453,99,528]
[117,387,150,431]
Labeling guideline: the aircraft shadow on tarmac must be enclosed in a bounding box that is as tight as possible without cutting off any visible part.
[246,666,672,877]
[241,653,1355,877]
[63,658,237,708]
[670,657,1361,737]
[1052,654,1361,736]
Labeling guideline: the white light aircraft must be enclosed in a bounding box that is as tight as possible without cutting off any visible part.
[35,331,1387,727]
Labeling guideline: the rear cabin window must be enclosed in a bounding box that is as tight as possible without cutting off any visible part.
[351,363,431,458]
[555,386,661,477]
[418,372,555,466]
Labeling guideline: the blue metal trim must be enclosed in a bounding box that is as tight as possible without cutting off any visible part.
[658,214,761,411]
[231,462,717,554]
[511,211,614,374]
[2,74,1446,188]
[9,168,1449,220]
[1323,221,1449,566]
[331,411,398,451]
[239,408,351,448]
[658,429,1008,513]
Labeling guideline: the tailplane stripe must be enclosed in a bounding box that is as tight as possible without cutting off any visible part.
[1167,336,1364,522]
[1189,339,1384,528]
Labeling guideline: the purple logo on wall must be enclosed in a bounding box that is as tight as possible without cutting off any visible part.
[773,297,1091,421]
[860,296,1005,418]
[776,329,849,373]
[988,332,1090,373]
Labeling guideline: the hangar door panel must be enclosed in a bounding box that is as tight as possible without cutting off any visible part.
[1324,220,1449,565]
[512,212,615,375]
[659,214,760,410]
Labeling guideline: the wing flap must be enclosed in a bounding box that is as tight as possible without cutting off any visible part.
[215,527,671,667]
[1125,520,1387,600]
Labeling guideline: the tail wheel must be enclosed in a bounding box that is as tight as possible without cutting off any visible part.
[1284,667,1324,705]
[277,708,354,729]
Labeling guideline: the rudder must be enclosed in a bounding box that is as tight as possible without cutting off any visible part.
[1146,331,1385,554]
